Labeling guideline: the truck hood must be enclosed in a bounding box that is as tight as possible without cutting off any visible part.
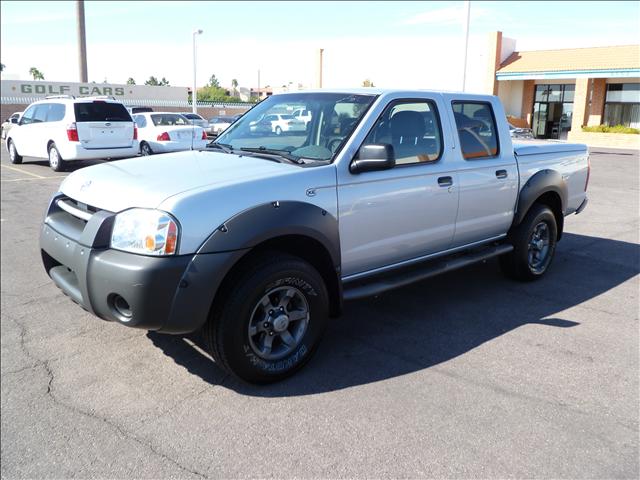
[59,150,297,212]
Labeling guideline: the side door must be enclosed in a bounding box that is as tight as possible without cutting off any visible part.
[337,96,460,278]
[447,98,519,247]
[12,104,39,157]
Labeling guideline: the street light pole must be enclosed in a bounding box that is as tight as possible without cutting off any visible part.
[192,29,203,114]
[462,0,470,92]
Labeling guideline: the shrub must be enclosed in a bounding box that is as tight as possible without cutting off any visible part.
[582,124,639,134]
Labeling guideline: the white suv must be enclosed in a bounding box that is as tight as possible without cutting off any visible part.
[6,96,139,171]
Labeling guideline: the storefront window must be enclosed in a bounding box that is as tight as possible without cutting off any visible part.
[604,84,640,128]
[547,85,562,102]
[563,85,575,103]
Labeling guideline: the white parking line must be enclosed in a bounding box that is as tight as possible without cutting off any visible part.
[1,175,65,183]
[0,164,46,179]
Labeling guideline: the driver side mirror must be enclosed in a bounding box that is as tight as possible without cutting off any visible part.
[350,144,395,174]
[10,118,19,124]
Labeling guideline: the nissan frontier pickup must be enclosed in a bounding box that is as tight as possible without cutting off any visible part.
[39,89,589,383]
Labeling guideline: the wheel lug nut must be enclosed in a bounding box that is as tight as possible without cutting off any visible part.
[269,331,274,336]
[269,310,273,315]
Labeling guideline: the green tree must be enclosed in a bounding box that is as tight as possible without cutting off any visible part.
[29,67,44,80]
[159,77,170,86]
[208,74,220,88]
[362,79,375,87]
[144,76,159,86]
[0,63,5,72]
[231,78,238,95]
[126,77,136,85]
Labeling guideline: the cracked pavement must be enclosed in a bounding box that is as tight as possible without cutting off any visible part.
[1,148,638,478]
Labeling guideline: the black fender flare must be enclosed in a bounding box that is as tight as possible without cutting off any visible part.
[198,201,340,266]
[513,169,567,235]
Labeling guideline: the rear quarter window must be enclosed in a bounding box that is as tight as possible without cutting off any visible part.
[74,102,132,123]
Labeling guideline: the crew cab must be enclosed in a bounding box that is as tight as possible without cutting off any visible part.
[6,96,138,171]
[39,89,589,383]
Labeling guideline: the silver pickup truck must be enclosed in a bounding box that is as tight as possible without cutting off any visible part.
[39,89,589,383]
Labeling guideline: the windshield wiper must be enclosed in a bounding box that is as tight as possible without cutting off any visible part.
[240,147,304,164]
[207,142,234,154]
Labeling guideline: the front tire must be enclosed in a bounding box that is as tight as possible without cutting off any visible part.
[8,139,23,164]
[203,252,329,384]
[275,126,283,136]
[500,204,558,281]
[48,143,66,171]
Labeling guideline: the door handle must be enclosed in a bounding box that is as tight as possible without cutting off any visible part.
[496,169,508,179]
[438,176,453,187]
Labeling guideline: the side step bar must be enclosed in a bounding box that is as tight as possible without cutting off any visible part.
[343,243,513,301]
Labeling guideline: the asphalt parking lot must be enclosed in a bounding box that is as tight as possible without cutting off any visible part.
[1,147,638,479]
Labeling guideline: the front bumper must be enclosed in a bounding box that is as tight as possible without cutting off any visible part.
[40,195,246,333]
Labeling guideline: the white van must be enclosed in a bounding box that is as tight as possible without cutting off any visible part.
[6,96,139,171]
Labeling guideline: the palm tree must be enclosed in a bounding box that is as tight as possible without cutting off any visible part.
[126,77,136,85]
[29,67,44,80]
[231,78,238,96]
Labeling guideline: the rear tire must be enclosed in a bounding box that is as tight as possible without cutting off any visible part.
[203,252,329,384]
[140,142,153,156]
[48,143,66,172]
[500,204,557,281]
[8,139,23,164]
[275,126,283,136]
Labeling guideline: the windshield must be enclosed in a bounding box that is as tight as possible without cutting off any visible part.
[151,114,189,126]
[214,92,377,162]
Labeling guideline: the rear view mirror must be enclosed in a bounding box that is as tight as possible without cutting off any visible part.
[350,144,395,173]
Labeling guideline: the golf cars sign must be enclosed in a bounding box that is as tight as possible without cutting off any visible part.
[1,80,188,102]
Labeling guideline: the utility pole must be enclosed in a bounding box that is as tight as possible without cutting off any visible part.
[318,48,324,88]
[461,0,470,92]
[76,0,88,83]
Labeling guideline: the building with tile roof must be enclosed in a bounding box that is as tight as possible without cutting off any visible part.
[485,32,639,148]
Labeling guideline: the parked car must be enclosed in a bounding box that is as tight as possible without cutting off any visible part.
[180,113,208,129]
[1,111,22,140]
[509,122,535,139]
[249,113,306,135]
[6,96,138,171]
[292,108,312,125]
[126,106,154,115]
[39,89,589,384]
[208,116,235,136]
[133,112,207,155]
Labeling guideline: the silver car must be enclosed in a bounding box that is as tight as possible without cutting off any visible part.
[180,113,208,129]
[1,111,22,140]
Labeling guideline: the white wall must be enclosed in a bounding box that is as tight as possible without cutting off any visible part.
[498,80,524,118]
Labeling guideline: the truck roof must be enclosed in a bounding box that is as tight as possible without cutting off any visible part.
[273,88,495,99]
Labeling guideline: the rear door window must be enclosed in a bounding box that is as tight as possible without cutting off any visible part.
[452,101,499,159]
[74,102,132,123]
[46,103,65,122]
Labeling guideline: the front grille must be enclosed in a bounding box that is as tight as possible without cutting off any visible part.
[46,195,105,243]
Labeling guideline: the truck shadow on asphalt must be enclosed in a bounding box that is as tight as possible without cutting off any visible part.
[147,232,639,396]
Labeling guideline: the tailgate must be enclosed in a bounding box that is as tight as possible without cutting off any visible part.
[74,102,134,149]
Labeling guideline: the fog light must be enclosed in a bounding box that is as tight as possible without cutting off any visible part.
[112,294,132,320]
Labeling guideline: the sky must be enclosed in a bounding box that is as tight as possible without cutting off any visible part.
[1,1,639,93]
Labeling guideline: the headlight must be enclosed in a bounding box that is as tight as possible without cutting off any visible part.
[111,208,179,256]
